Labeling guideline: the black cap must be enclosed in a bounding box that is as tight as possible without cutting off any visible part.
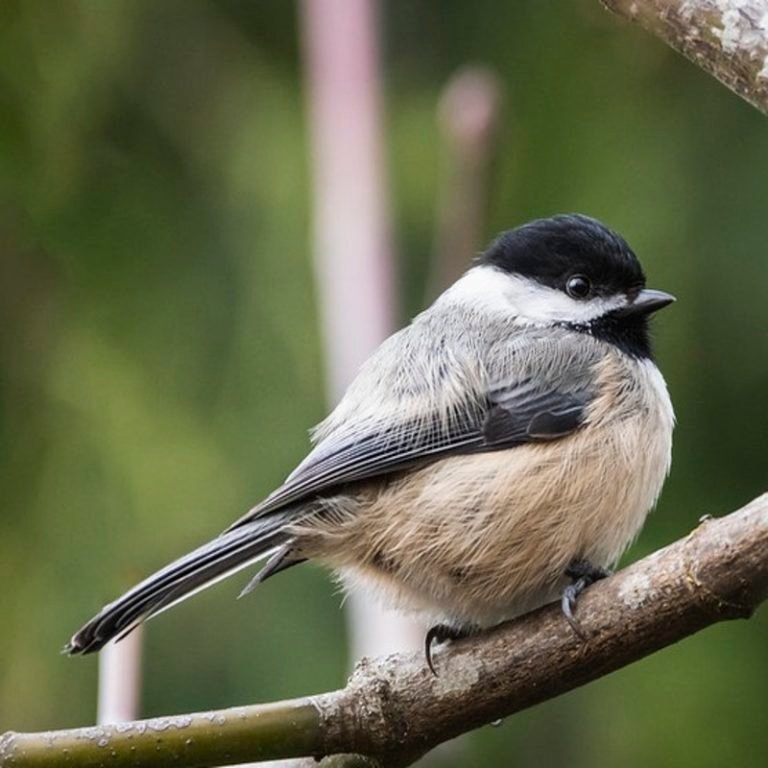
[479,214,645,298]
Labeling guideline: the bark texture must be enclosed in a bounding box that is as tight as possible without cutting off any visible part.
[2,493,767,768]
[601,0,768,115]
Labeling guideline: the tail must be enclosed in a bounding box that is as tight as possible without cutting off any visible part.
[66,514,294,655]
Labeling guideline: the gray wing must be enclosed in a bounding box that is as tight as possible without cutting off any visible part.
[227,331,599,531]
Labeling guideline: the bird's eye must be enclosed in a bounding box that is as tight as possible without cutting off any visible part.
[566,275,591,299]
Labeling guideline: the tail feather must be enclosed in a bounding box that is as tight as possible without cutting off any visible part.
[66,515,293,655]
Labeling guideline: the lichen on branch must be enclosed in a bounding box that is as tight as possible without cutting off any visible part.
[601,0,768,115]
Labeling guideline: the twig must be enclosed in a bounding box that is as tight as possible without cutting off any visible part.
[428,66,504,298]
[601,0,768,115]
[3,493,767,767]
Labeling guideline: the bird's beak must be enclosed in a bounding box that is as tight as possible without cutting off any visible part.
[614,288,676,318]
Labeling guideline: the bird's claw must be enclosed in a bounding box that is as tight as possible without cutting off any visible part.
[561,580,588,639]
[561,559,612,639]
[424,623,475,676]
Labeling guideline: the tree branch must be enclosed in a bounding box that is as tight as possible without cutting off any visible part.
[2,492,767,767]
[601,0,768,115]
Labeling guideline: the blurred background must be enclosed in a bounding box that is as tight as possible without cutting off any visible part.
[1,1,767,766]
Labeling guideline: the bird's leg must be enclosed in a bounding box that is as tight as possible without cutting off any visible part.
[561,558,612,639]
[425,623,477,676]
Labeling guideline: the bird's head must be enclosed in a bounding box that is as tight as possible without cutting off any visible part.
[455,213,674,357]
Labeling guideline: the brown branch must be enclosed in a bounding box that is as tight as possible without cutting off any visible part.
[2,493,767,767]
[601,0,768,115]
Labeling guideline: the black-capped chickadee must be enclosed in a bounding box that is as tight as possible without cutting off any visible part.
[67,214,674,672]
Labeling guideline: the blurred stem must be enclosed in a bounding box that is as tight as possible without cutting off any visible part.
[3,492,767,767]
[300,0,423,662]
[98,626,143,724]
[428,67,503,299]
[601,0,768,115]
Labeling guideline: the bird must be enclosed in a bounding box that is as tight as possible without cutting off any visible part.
[66,213,675,673]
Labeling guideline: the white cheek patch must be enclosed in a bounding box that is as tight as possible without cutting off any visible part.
[442,266,626,327]
[502,274,626,326]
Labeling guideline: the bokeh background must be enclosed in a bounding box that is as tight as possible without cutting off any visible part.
[1,1,767,766]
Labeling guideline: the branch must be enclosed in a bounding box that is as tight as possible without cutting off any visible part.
[601,0,768,115]
[2,493,767,767]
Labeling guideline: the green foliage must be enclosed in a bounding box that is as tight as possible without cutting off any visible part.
[0,1,766,765]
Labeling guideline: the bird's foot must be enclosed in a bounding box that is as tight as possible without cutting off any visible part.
[561,558,612,639]
[424,623,476,676]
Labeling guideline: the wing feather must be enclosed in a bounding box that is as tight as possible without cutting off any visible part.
[227,332,598,532]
